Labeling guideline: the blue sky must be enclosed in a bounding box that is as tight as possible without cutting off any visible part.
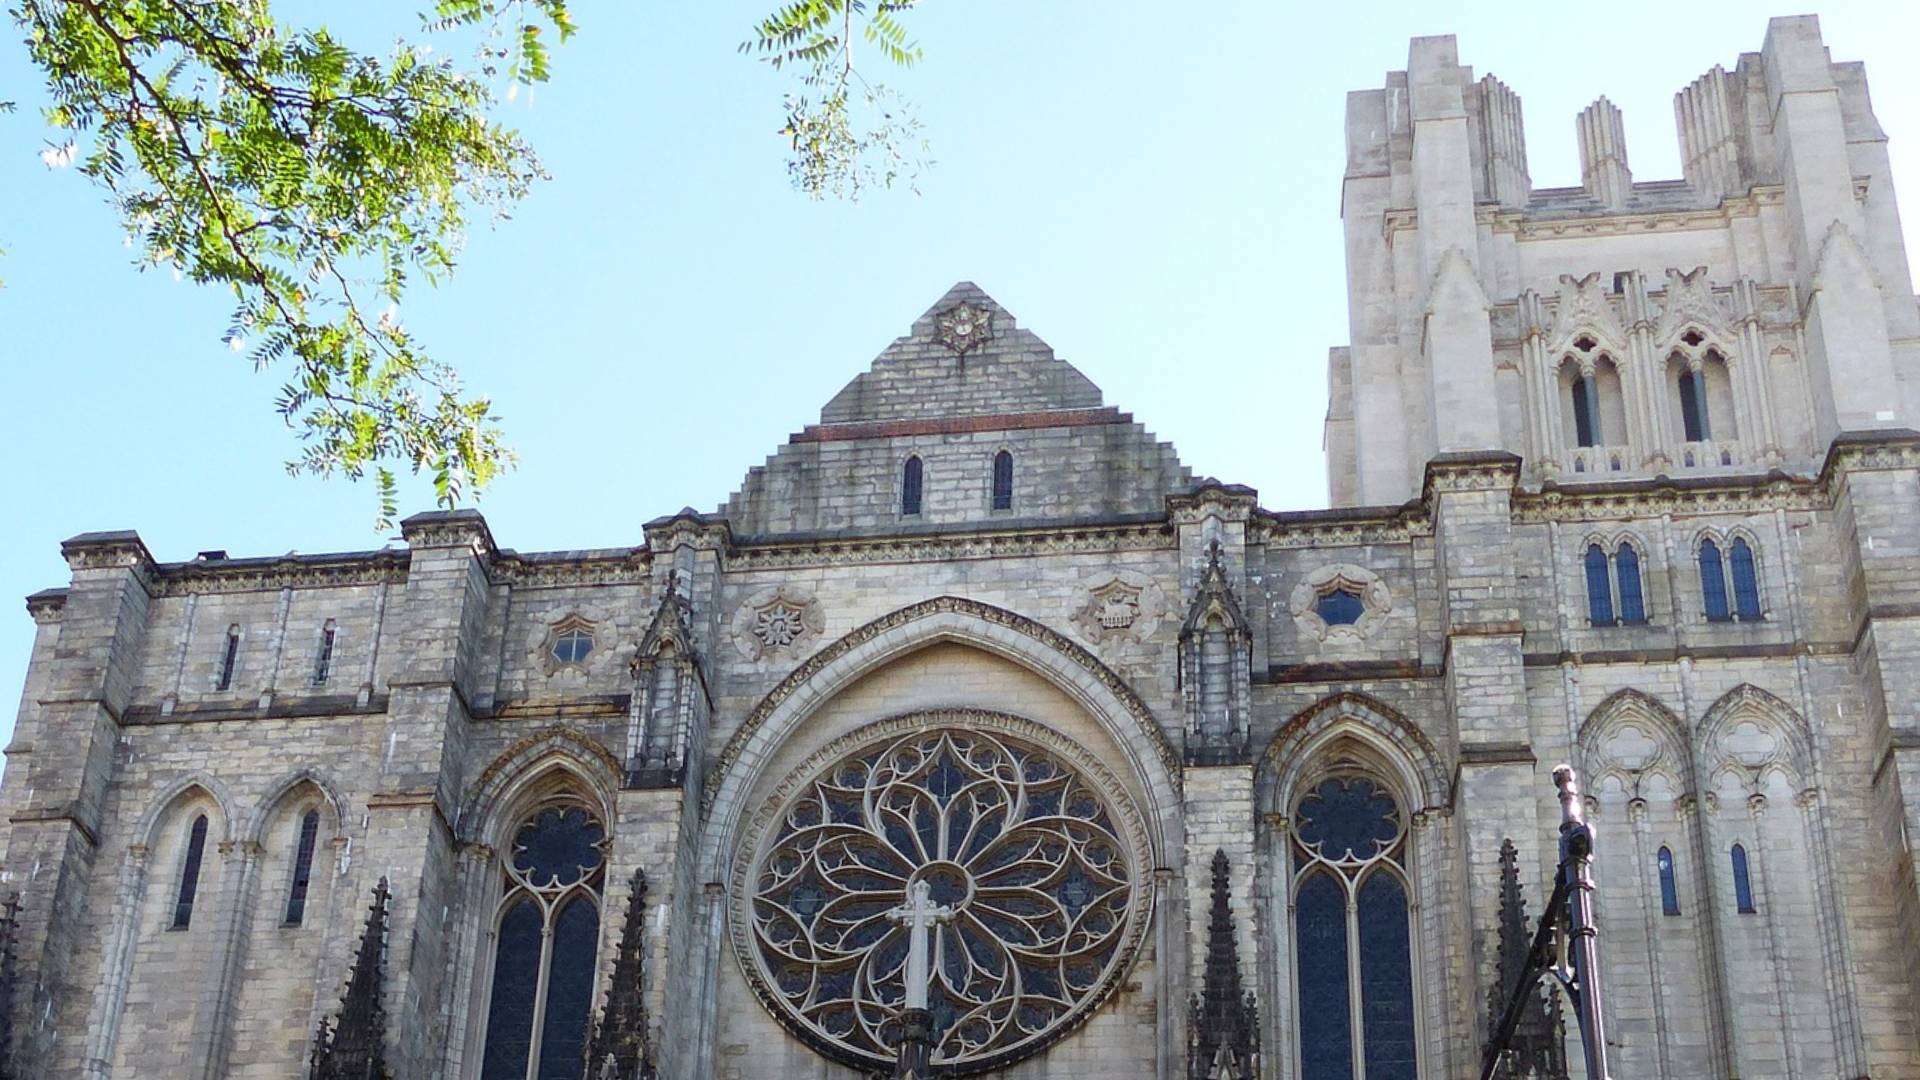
[2,2,1917,747]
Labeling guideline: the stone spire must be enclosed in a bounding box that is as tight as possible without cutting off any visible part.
[0,893,20,1080]
[1187,849,1258,1080]
[587,868,658,1080]
[310,879,391,1080]
[1484,839,1567,1080]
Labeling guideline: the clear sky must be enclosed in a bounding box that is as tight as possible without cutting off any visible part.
[2,2,1917,750]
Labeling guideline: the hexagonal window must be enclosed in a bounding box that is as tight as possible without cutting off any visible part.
[550,626,594,666]
[1315,588,1365,627]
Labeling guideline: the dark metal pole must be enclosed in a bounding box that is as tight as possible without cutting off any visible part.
[1554,765,1612,1080]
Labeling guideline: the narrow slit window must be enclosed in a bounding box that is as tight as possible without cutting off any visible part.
[1731,843,1756,914]
[313,620,336,686]
[991,450,1014,511]
[1729,538,1762,621]
[1616,542,1646,625]
[285,809,321,925]
[1584,544,1615,626]
[901,455,923,517]
[1699,539,1730,622]
[216,625,240,691]
[1657,845,1681,916]
[1679,368,1711,442]
[173,814,210,929]
[1572,375,1599,448]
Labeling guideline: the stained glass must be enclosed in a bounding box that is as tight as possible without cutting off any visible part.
[1732,844,1756,914]
[1296,777,1398,862]
[991,451,1014,511]
[512,806,605,887]
[480,899,543,1079]
[1584,545,1614,626]
[1358,872,1417,1080]
[536,896,600,1079]
[902,456,923,516]
[1296,871,1353,1080]
[1699,540,1730,622]
[1616,544,1646,625]
[1657,846,1681,916]
[1730,539,1761,621]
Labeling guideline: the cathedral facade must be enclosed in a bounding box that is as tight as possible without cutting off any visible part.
[7,14,1920,1080]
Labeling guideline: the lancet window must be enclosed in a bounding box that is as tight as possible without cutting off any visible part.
[1731,844,1756,914]
[478,800,608,1080]
[172,814,210,930]
[285,808,321,926]
[1290,773,1417,1080]
[1698,533,1762,623]
[217,625,240,691]
[991,450,1014,511]
[901,455,924,517]
[1582,539,1647,627]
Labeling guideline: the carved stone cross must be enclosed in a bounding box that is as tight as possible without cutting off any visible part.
[888,879,954,1011]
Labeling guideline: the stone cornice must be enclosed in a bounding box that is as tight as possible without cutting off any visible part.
[491,548,652,588]
[1512,472,1817,523]
[1167,482,1260,525]
[641,509,733,554]
[1423,451,1523,503]
[151,550,408,597]
[25,588,67,623]
[60,530,154,572]
[1815,428,1920,489]
[1252,504,1424,548]
[723,519,1175,570]
[400,509,497,555]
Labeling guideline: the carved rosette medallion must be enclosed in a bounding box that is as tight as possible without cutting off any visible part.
[934,302,994,356]
[1289,563,1392,642]
[1070,570,1166,644]
[732,586,826,661]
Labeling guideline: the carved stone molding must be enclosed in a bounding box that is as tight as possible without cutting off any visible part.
[934,300,994,355]
[1289,562,1393,642]
[725,521,1175,570]
[152,553,409,597]
[1071,570,1167,645]
[730,585,824,661]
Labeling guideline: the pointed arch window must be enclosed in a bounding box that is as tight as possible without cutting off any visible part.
[1291,775,1417,1080]
[1699,539,1730,622]
[991,450,1014,511]
[1571,374,1600,448]
[1584,544,1615,626]
[1615,543,1646,625]
[1657,845,1681,916]
[479,801,608,1080]
[1731,844,1757,914]
[901,455,923,517]
[285,808,321,926]
[217,625,241,691]
[313,620,336,686]
[1729,538,1762,621]
[1678,367,1711,442]
[172,814,210,930]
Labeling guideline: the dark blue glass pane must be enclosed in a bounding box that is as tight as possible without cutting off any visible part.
[1297,777,1398,862]
[902,456,923,516]
[1296,872,1353,1080]
[1699,540,1730,622]
[992,451,1013,511]
[1679,369,1707,442]
[1317,588,1365,627]
[1357,872,1417,1080]
[513,807,605,888]
[1584,545,1614,626]
[1730,539,1761,621]
[286,809,320,925]
[537,896,600,1079]
[174,815,209,929]
[481,898,543,1079]
[1732,844,1756,914]
[1657,846,1681,916]
[1616,544,1646,625]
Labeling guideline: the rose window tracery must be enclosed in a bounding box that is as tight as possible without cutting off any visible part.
[735,717,1149,1075]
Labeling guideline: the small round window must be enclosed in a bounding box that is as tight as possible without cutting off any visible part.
[550,627,594,665]
[1315,587,1365,627]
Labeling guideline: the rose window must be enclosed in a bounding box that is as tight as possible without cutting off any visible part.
[735,718,1149,1075]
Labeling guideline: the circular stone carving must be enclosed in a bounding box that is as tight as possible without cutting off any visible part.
[732,586,825,661]
[730,712,1152,1075]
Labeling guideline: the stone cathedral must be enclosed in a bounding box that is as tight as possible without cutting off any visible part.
[7,13,1920,1080]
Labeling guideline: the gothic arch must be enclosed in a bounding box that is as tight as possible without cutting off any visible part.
[132,775,237,849]
[242,767,348,845]
[1577,688,1695,801]
[1695,683,1814,793]
[699,595,1181,879]
[1257,692,1448,816]
[457,724,623,845]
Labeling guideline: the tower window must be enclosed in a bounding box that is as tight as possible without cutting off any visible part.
[1729,538,1762,621]
[1678,367,1711,442]
[313,620,336,686]
[172,814,210,930]
[1584,543,1615,626]
[991,450,1014,511]
[285,809,321,925]
[1731,843,1756,914]
[1571,375,1599,448]
[1616,542,1646,625]
[1657,845,1681,916]
[901,455,923,517]
[216,625,240,691]
[1699,539,1731,622]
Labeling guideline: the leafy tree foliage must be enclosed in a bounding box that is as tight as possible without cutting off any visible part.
[11,1,933,528]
